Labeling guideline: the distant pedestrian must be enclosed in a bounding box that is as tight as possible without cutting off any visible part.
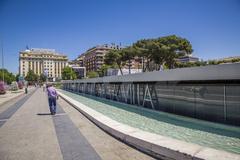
[43,83,46,92]
[25,86,28,94]
[159,65,164,71]
[46,84,58,115]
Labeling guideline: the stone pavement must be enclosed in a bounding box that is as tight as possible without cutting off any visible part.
[0,90,24,106]
[0,89,36,127]
[0,87,35,113]
[0,88,155,160]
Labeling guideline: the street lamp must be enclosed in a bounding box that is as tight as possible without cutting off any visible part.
[1,40,4,83]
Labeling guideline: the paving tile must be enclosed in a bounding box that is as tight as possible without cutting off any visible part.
[0,89,63,160]
[53,104,101,160]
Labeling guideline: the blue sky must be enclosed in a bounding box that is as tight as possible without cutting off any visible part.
[0,0,240,74]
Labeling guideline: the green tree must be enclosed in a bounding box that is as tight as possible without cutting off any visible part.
[106,35,193,73]
[0,69,16,84]
[25,70,39,83]
[62,66,77,80]
[133,35,193,70]
[16,74,20,82]
[39,73,47,82]
[104,46,138,75]
[232,58,240,63]
[208,60,218,65]
[133,39,154,72]
[104,49,125,75]
[121,47,138,74]
[97,64,112,77]
[87,71,99,78]
[154,35,193,69]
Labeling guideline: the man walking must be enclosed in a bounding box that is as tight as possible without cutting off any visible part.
[46,84,58,115]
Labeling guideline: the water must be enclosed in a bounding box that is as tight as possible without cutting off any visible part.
[59,90,240,154]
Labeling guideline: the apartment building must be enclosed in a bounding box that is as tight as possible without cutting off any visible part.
[68,60,86,79]
[19,48,68,79]
[83,44,120,72]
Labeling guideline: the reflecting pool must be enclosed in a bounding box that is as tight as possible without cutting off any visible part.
[59,90,240,154]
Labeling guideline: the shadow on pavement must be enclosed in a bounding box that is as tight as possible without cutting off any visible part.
[37,113,51,116]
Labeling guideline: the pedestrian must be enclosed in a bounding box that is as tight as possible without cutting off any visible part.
[24,81,28,94]
[159,64,164,71]
[46,84,58,115]
[25,85,28,94]
[43,83,46,92]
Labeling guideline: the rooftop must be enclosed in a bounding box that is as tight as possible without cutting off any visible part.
[20,48,67,57]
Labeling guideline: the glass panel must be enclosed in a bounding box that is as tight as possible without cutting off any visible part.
[156,83,175,113]
[105,83,111,99]
[139,83,145,106]
[226,85,240,126]
[64,82,240,126]
[173,84,195,117]
[195,85,224,122]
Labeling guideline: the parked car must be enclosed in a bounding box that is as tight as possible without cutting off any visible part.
[0,81,6,94]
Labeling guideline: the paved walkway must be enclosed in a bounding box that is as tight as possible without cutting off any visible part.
[0,88,155,160]
[0,87,36,104]
[0,90,24,106]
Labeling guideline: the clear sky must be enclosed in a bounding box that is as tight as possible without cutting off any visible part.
[0,0,240,74]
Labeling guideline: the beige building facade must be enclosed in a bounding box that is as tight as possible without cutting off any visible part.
[19,48,68,79]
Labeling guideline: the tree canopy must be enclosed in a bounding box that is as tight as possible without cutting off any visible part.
[104,46,139,75]
[62,66,77,80]
[25,70,39,83]
[104,35,193,73]
[133,35,193,70]
[87,71,99,78]
[104,49,125,75]
[97,64,112,77]
[0,69,16,84]
[39,73,47,82]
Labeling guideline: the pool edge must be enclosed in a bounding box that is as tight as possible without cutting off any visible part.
[58,90,240,160]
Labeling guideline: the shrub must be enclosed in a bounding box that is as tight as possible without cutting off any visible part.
[53,82,62,89]
[87,71,99,78]
[10,81,19,91]
[232,58,240,63]
[0,81,6,94]
[17,81,24,89]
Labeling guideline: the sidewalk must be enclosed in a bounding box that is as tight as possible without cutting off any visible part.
[0,88,63,160]
[0,87,35,106]
[0,88,154,160]
[0,90,24,105]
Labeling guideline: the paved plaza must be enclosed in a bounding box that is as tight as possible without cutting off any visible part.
[0,90,25,106]
[0,88,154,160]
